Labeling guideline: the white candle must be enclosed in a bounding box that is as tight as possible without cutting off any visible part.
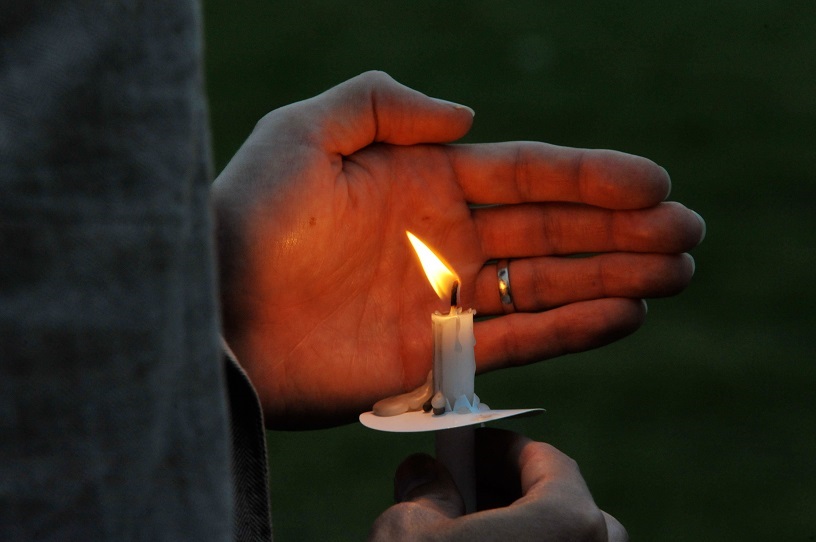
[432,307,478,413]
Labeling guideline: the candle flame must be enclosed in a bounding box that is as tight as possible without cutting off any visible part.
[406,231,459,300]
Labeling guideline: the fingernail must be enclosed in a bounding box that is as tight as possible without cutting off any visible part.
[661,166,672,199]
[642,299,648,315]
[683,252,696,276]
[394,454,438,502]
[692,210,706,243]
[435,98,475,117]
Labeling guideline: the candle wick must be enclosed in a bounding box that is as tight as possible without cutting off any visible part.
[450,281,460,309]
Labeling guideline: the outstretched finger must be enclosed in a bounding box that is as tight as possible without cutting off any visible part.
[472,201,706,258]
[472,252,695,315]
[474,298,647,373]
[449,141,671,209]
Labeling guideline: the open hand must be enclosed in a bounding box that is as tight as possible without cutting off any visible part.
[212,71,704,428]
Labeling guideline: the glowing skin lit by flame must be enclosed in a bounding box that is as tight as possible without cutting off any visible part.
[406,231,459,300]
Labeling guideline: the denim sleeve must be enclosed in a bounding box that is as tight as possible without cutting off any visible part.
[0,1,236,540]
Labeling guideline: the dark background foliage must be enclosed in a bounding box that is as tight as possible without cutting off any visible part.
[203,2,816,540]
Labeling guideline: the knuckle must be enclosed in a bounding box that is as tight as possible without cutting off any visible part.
[531,500,606,542]
[252,103,298,135]
[603,511,629,542]
[573,507,611,542]
[368,502,439,542]
[355,70,396,90]
[527,441,580,472]
[252,108,277,133]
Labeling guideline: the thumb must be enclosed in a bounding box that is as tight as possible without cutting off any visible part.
[394,453,466,519]
[297,71,475,155]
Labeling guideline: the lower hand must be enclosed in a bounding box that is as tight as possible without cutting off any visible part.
[370,428,628,542]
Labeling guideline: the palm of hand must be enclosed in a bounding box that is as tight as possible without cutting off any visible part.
[220,140,482,428]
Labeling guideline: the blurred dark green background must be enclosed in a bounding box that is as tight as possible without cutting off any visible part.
[203,2,815,540]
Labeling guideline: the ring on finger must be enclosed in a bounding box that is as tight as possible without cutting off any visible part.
[497,259,515,314]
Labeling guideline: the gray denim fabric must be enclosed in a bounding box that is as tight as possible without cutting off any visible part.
[1,2,270,540]
[224,350,274,542]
